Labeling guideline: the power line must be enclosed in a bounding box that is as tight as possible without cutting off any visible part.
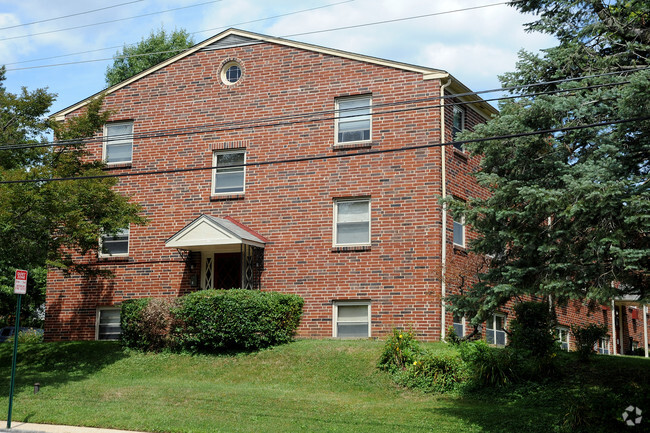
[4,1,507,71]
[283,2,508,38]
[0,68,642,151]
[0,0,224,42]
[2,116,646,185]
[0,1,144,31]
[3,0,356,67]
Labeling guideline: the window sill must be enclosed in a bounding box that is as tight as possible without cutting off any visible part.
[210,193,245,201]
[453,244,467,254]
[97,255,130,262]
[332,245,371,253]
[104,162,132,170]
[333,141,374,151]
[452,148,468,161]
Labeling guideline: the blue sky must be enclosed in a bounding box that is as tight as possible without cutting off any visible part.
[1,0,556,115]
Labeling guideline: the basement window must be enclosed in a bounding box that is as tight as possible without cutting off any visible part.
[96,308,121,341]
[333,301,370,338]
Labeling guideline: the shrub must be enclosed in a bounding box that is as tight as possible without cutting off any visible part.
[120,298,150,350]
[459,340,519,387]
[170,290,303,353]
[377,328,422,372]
[400,352,467,393]
[445,325,461,346]
[16,328,43,344]
[120,298,177,352]
[570,323,607,362]
[508,302,557,358]
[379,328,466,393]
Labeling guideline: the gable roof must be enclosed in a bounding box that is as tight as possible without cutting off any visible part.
[165,214,267,250]
[52,28,497,121]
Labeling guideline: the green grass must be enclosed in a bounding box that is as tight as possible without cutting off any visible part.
[0,340,648,433]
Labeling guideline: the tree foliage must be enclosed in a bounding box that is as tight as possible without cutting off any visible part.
[0,66,145,325]
[447,0,649,322]
[105,27,194,87]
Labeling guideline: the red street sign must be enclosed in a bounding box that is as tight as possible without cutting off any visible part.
[14,270,27,295]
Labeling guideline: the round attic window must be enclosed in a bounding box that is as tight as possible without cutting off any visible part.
[221,61,242,85]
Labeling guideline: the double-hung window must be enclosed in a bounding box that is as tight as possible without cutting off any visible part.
[333,301,371,338]
[336,95,371,144]
[104,121,133,164]
[453,314,465,337]
[596,336,610,354]
[453,214,465,247]
[96,308,121,340]
[486,314,506,346]
[557,326,570,351]
[100,228,129,257]
[334,198,370,246]
[213,150,245,194]
[452,106,465,151]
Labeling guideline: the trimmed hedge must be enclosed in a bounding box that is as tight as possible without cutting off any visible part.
[121,290,303,354]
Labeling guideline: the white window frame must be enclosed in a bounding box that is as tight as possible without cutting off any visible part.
[596,336,610,355]
[99,227,130,258]
[332,301,371,338]
[453,214,465,248]
[212,149,246,195]
[103,121,133,165]
[335,95,372,144]
[453,313,465,337]
[96,307,121,341]
[557,326,570,351]
[452,105,465,150]
[333,198,371,247]
[486,313,506,346]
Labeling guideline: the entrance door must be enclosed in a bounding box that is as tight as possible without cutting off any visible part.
[214,252,242,290]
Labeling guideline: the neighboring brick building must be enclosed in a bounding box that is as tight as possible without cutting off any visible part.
[46,29,648,356]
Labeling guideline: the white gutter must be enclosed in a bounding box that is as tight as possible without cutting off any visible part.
[611,299,617,355]
[440,77,452,342]
[643,304,648,358]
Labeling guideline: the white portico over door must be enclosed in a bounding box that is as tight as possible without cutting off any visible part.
[165,215,267,290]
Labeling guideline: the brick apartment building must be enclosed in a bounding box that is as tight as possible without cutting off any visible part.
[46,29,648,356]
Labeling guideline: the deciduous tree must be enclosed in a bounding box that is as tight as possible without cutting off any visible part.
[105,27,194,87]
[0,67,145,325]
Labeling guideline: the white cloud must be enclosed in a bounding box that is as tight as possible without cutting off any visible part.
[1,0,559,112]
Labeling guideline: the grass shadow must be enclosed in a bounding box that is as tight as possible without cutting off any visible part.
[0,341,126,397]
[438,352,650,433]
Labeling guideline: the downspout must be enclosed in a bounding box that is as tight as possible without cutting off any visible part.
[611,299,617,355]
[643,304,648,358]
[618,304,625,355]
[440,77,452,342]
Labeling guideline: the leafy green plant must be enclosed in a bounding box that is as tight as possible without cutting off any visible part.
[377,328,422,372]
[402,352,467,393]
[170,290,304,353]
[379,329,466,393]
[16,328,43,343]
[508,302,557,358]
[120,298,149,350]
[459,340,518,387]
[121,298,177,352]
[570,323,607,362]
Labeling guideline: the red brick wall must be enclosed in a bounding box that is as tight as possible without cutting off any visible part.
[46,41,452,341]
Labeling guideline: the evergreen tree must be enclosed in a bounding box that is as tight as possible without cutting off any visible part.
[105,27,194,87]
[447,0,649,324]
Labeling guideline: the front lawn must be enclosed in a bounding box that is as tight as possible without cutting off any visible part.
[0,339,648,432]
